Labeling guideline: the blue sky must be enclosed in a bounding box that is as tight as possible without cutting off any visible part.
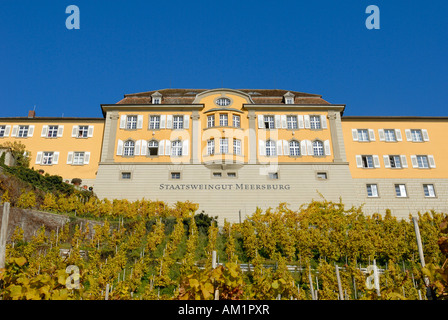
[0,0,447,118]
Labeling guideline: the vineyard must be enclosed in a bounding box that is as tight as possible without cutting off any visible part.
[1,190,448,300]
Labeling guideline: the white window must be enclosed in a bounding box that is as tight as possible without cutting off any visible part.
[173,116,184,129]
[216,98,231,106]
[126,116,137,130]
[416,155,429,168]
[362,155,375,168]
[78,126,89,138]
[233,115,240,128]
[171,172,181,179]
[73,152,85,165]
[366,184,378,197]
[149,116,160,129]
[289,140,300,156]
[0,126,5,137]
[317,172,327,180]
[389,155,402,168]
[207,115,215,128]
[47,125,58,138]
[122,172,132,179]
[42,152,54,165]
[123,140,135,156]
[171,140,183,156]
[152,98,161,104]
[423,184,436,197]
[411,129,423,142]
[18,125,29,137]
[285,97,294,104]
[310,116,321,130]
[265,140,276,156]
[207,139,215,155]
[219,114,228,127]
[264,116,275,129]
[227,172,237,178]
[313,140,324,156]
[268,172,279,179]
[384,129,396,142]
[395,184,407,197]
[233,139,241,155]
[287,116,298,129]
[148,140,159,156]
[213,172,222,178]
[357,129,369,142]
[219,138,228,154]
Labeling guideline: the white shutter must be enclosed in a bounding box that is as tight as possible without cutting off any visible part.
[135,140,141,155]
[158,140,165,156]
[275,115,281,129]
[67,152,74,164]
[283,140,290,156]
[395,129,402,141]
[422,129,429,141]
[405,129,412,141]
[35,152,43,164]
[321,115,327,129]
[356,155,363,168]
[373,155,380,168]
[166,115,173,129]
[84,152,90,164]
[300,140,307,156]
[428,155,436,168]
[410,155,418,168]
[141,140,147,156]
[88,126,94,137]
[298,115,304,129]
[400,185,407,197]
[120,115,126,129]
[11,125,18,137]
[165,140,171,155]
[71,125,78,137]
[184,115,190,129]
[276,140,283,156]
[28,125,34,137]
[368,129,376,141]
[259,140,265,156]
[304,115,310,129]
[281,115,287,129]
[378,129,385,141]
[258,115,264,129]
[160,115,166,129]
[53,152,59,164]
[41,125,49,137]
[306,140,313,155]
[383,155,390,168]
[352,129,359,141]
[117,140,124,155]
[401,155,408,168]
[4,125,11,137]
[57,125,64,137]
[182,140,189,156]
[137,115,143,129]
[371,185,378,197]
[324,140,331,156]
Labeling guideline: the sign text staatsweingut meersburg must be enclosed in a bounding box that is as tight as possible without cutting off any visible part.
[159,183,291,191]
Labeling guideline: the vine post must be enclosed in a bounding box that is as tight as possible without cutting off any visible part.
[0,202,10,269]
[335,264,344,300]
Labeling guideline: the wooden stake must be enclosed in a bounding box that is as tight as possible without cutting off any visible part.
[105,283,110,300]
[0,203,10,269]
[335,264,344,300]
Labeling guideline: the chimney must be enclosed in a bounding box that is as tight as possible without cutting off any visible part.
[28,110,36,118]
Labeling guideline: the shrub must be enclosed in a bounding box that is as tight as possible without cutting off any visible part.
[16,189,36,209]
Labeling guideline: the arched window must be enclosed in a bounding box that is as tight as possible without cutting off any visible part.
[171,140,183,156]
[124,140,135,156]
[313,140,324,156]
[289,140,300,156]
[265,140,276,156]
[148,140,159,156]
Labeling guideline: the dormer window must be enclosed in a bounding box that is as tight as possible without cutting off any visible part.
[283,92,295,104]
[153,98,161,104]
[151,91,163,104]
[285,97,294,104]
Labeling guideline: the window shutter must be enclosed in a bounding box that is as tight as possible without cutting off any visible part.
[141,140,147,156]
[84,152,90,164]
[355,155,363,168]
[276,140,283,156]
[400,185,407,197]
[166,115,173,129]
[368,129,376,141]
[165,140,171,155]
[395,129,402,141]
[258,115,264,129]
[283,140,290,156]
[405,129,412,141]
[300,140,307,155]
[352,129,359,141]
[373,155,380,168]
[182,140,189,156]
[53,152,59,164]
[259,140,265,156]
[135,140,141,155]
[137,115,143,129]
[11,125,18,137]
[422,129,429,141]
[120,115,126,129]
[72,126,78,137]
[274,115,281,129]
[321,115,328,129]
[371,185,378,197]
[4,125,11,137]
[184,115,190,129]
[281,115,287,129]
[383,155,390,168]
[67,152,74,164]
[401,155,408,168]
[41,125,49,137]
[57,125,64,137]
[304,115,310,129]
[428,155,436,168]
[298,115,304,129]
[158,140,165,156]
[378,129,385,141]
[88,126,94,137]
[117,140,124,155]
[28,125,34,137]
[306,140,313,155]
[410,155,418,168]
[35,152,43,164]
[324,140,331,156]
[160,115,166,129]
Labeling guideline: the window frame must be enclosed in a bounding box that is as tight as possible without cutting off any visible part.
[173,115,184,130]
[171,140,183,156]
[149,115,161,130]
[207,115,215,128]
[310,115,321,130]
[123,140,135,156]
[389,155,402,169]
[366,184,379,197]
[41,152,54,165]
[423,184,436,198]
[384,129,396,142]
[0,125,5,137]
[17,125,29,138]
[362,155,375,168]
[263,115,275,129]
[219,114,228,127]
[78,125,89,138]
[313,140,324,156]
[126,115,138,130]
[416,155,429,168]
[287,116,298,129]
[357,129,369,142]
[219,138,228,154]
[207,139,215,155]
[265,140,276,156]
[411,129,423,142]
[233,139,242,155]
[72,151,85,165]
[395,184,408,198]
[233,114,241,128]
[289,140,301,156]
[148,140,159,156]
